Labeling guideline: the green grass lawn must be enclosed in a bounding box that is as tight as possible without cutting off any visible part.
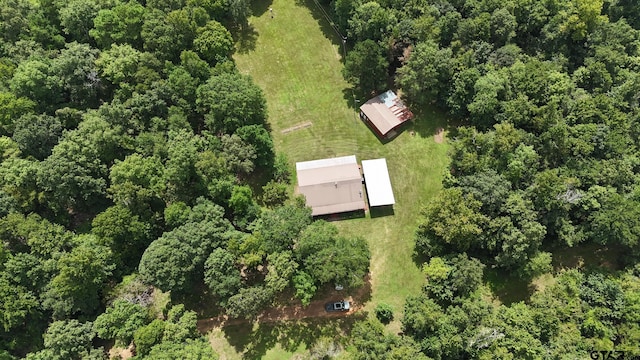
[209,317,363,359]
[217,0,451,357]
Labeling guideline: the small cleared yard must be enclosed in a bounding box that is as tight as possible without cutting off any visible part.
[213,0,450,357]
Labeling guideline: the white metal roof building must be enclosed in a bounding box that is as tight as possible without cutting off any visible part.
[361,158,395,207]
[296,155,366,216]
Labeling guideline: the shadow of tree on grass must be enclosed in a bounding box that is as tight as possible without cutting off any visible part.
[295,0,346,50]
[548,242,626,272]
[251,0,273,17]
[484,267,535,305]
[234,23,259,54]
[223,315,364,359]
[409,103,454,139]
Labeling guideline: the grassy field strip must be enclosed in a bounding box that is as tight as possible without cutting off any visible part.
[227,0,450,357]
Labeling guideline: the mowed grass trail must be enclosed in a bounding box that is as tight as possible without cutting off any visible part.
[217,0,450,356]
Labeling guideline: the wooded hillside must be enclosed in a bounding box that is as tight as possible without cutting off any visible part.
[0,0,370,358]
[338,0,640,358]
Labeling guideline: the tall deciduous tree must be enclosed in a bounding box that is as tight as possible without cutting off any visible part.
[293,270,316,306]
[265,251,298,293]
[95,44,143,88]
[194,20,234,64]
[490,8,517,46]
[133,319,165,357]
[0,92,34,135]
[165,68,199,118]
[9,58,62,112]
[296,221,370,288]
[37,123,109,215]
[203,248,242,302]
[108,154,165,211]
[162,304,198,342]
[235,124,274,169]
[58,0,101,43]
[42,240,115,318]
[93,299,149,346]
[226,286,273,319]
[164,129,205,202]
[422,254,485,305]
[141,8,203,62]
[348,2,396,42]
[195,72,267,133]
[90,1,147,48]
[415,188,488,257]
[38,320,95,360]
[139,204,233,293]
[227,0,251,27]
[343,39,389,98]
[0,272,40,334]
[0,157,41,212]
[251,203,312,254]
[144,337,218,360]
[0,0,32,44]
[0,212,73,257]
[91,205,153,272]
[50,42,100,109]
[589,192,640,249]
[505,144,539,188]
[12,113,62,160]
[351,317,430,360]
[488,193,546,269]
[219,134,256,175]
[458,169,512,217]
[396,40,453,108]
[137,231,199,292]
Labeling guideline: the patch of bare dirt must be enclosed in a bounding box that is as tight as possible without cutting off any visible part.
[434,127,445,143]
[197,276,372,333]
[109,344,134,360]
[281,121,312,134]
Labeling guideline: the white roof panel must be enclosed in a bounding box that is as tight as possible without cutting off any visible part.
[362,158,395,207]
[296,155,357,171]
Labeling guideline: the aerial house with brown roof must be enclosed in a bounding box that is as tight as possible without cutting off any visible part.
[359,90,414,139]
[296,155,365,216]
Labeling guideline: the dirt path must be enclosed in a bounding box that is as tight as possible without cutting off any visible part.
[434,127,445,143]
[108,344,134,360]
[197,277,372,333]
[280,121,313,134]
[197,297,361,332]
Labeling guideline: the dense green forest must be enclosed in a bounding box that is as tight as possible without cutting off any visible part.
[339,0,640,358]
[0,0,371,358]
[3,0,640,358]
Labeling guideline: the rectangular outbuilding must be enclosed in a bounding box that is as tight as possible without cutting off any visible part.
[361,158,395,207]
[296,155,365,216]
[359,90,413,139]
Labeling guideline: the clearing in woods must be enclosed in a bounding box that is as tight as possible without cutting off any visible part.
[212,0,450,357]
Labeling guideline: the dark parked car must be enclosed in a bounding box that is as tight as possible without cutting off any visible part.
[325,300,350,312]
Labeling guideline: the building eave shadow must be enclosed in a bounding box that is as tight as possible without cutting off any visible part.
[314,209,366,221]
[369,205,394,218]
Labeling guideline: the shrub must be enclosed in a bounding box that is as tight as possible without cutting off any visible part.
[375,303,394,324]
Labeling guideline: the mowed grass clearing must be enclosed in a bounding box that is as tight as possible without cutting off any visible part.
[212,0,450,357]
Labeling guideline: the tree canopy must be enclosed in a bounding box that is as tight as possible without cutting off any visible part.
[7,0,640,357]
[0,0,374,357]
[335,0,640,357]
